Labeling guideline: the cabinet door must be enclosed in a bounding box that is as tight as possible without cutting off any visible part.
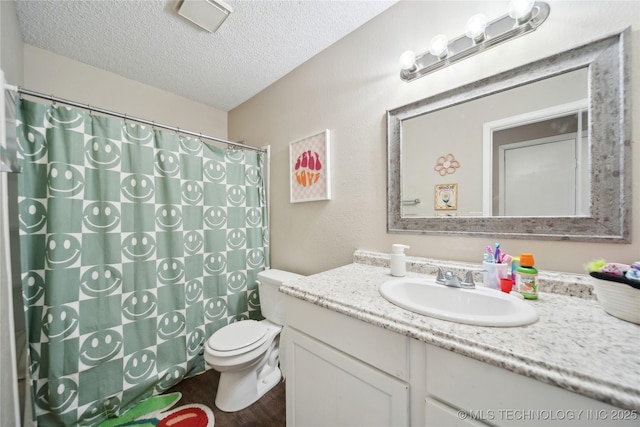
[286,327,409,427]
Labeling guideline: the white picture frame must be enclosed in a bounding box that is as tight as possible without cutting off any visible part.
[289,130,331,203]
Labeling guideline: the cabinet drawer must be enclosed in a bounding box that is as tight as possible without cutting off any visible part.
[426,398,489,427]
[426,344,635,426]
[284,295,409,380]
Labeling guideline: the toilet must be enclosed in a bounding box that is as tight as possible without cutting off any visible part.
[204,268,302,412]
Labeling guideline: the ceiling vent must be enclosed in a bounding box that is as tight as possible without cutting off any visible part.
[177,0,233,33]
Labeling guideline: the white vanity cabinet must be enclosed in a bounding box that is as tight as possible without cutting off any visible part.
[284,294,638,426]
[284,295,413,426]
[425,345,638,427]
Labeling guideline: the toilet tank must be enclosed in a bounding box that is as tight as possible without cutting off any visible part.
[257,269,303,325]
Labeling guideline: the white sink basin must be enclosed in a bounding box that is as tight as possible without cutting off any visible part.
[379,277,538,327]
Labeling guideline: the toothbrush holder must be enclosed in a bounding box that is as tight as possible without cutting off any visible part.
[482,261,511,290]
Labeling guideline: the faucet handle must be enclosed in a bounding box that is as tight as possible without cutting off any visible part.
[434,267,458,286]
[461,270,483,288]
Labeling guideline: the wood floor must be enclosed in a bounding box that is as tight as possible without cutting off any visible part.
[167,369,286,427]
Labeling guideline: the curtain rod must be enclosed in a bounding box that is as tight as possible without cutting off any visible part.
[4,84,266,153]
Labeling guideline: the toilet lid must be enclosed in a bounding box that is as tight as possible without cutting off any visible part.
[207,320,268,352]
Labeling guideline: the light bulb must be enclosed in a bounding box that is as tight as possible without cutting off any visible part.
[508,0,535,23]
[399,50,417,71]
[465,14,488,42]
[429,34,448,59]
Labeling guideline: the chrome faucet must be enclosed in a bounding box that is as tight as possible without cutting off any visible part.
[435,267,477,289]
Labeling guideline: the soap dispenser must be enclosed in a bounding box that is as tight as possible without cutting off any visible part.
[390,244,410,277]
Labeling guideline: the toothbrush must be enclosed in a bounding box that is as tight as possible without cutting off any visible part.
[494,243,501,263]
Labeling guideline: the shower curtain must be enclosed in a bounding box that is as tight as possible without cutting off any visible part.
[16,98,269,426]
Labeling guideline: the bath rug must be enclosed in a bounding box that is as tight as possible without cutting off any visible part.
[97,392,214,427]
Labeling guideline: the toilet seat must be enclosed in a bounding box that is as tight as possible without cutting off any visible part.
[207,320,269,357]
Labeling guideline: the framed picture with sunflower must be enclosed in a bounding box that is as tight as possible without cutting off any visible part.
[434,183,457,210]
[289,130,331,203]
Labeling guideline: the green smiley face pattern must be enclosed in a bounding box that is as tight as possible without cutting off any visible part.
[16,99,269,426]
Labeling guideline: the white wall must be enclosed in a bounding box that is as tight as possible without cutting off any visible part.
[1,0,23,85]
[23,45,228,139]
[228,0,640,275]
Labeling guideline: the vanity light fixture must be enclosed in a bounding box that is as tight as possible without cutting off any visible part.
[399,50,418,72]
[508,0,537,23]
[429,34,449,59]
[465,14,488,42]
[399,0,550,82]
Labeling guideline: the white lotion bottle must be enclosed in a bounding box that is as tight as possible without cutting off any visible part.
[390,244,410,277]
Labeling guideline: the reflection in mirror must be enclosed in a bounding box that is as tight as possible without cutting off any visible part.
[485,98,589,217]
[387,29,631,242]
[402,69,588,218]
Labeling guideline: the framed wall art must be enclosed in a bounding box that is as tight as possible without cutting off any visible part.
[434,183,457,210]
[290,130,331,203]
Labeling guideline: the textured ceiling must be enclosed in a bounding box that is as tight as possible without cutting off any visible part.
[14,0,397,111]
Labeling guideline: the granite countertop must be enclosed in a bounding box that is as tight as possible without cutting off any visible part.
[279,253,640,410]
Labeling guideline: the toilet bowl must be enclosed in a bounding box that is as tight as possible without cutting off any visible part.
[204,269,303,412]
[205,319,282,412]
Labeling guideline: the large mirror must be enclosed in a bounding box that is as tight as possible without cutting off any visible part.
[387,29,631,242]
